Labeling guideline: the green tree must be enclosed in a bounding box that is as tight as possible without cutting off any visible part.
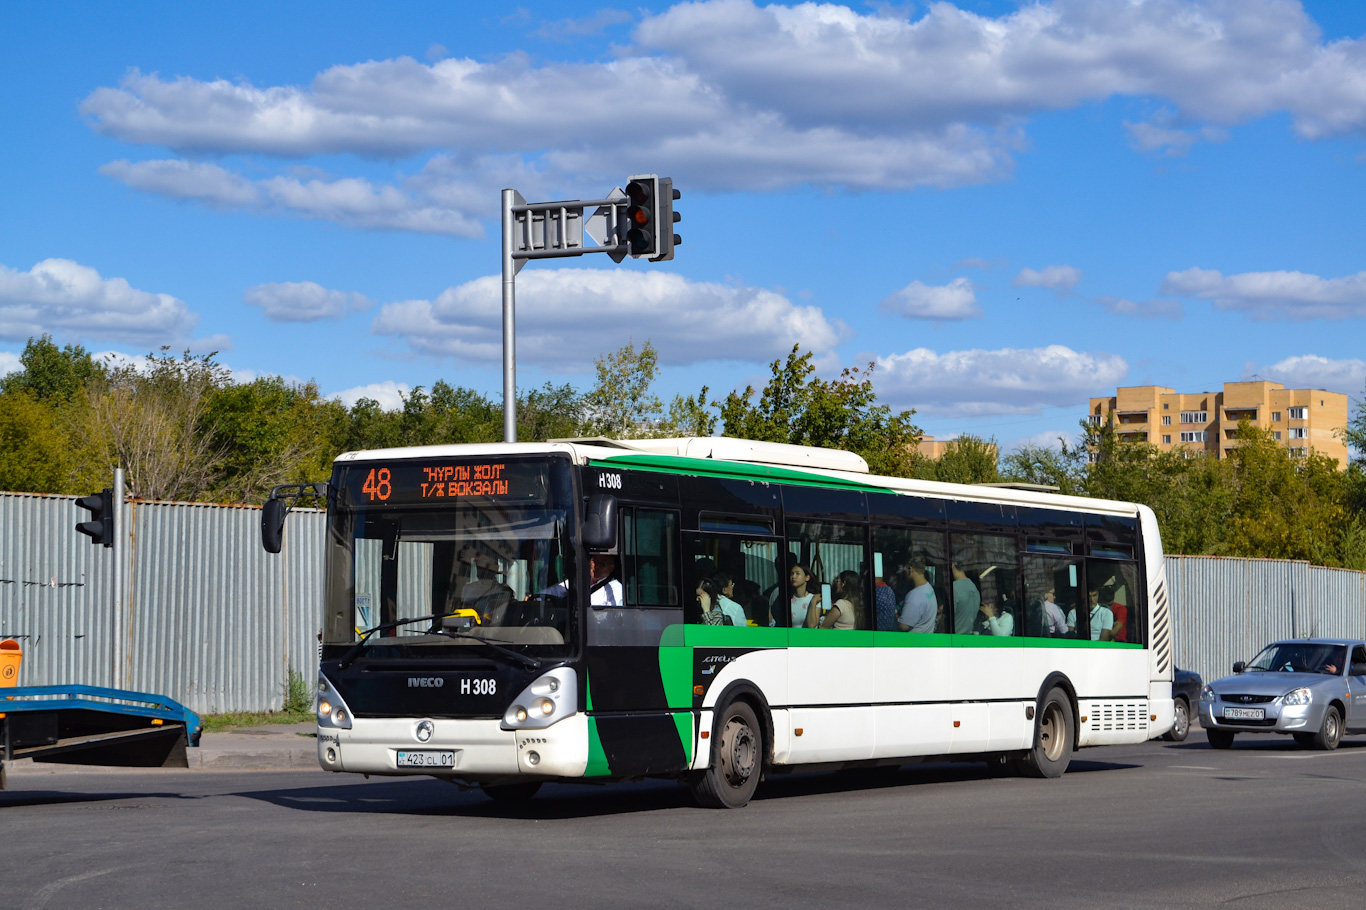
[917,435,1001,485]
[582,341,664,437]
[0,391,71,493]
[0,334,105,403]
[717,345,922,476]
[205,377,339,502]
[1000,441,1086,495]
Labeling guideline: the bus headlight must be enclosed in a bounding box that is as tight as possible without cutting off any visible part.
[317,673,353,729]
[502,667,577,731]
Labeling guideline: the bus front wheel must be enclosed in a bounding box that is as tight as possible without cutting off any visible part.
[1015,688,1074,779]
[690,700,763,809]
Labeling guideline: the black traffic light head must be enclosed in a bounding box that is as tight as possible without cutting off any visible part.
[624,174,681,262]
[76,488,115,548]
[624,175,659,259]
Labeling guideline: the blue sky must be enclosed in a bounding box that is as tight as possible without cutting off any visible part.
[3,0,1365,454]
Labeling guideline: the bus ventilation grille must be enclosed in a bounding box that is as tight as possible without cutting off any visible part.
[1088,701,1148,733]
[1149,581,1172,674]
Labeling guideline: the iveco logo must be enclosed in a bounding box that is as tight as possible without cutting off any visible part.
[408,677,444,688]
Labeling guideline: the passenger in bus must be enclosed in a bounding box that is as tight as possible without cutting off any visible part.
[789,563,823,628]
[1109,593,1129,643]
[820,570,861,630]
[713,572,749,627]
[872,562,898,631]
[695,577,731,625]
[974,598,1014,636]
[897,559,937,633]
[1067,588,1115,641]
[951,565,981,634]
[1042,588,1069,637]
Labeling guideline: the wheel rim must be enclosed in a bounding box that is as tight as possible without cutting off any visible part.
[1039,702,1065,762]
[1327,712,1340,746]
[1174,702,1189,736]
[719,716,756,788]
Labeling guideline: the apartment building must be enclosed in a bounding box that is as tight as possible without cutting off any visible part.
[1087,381,1349,468]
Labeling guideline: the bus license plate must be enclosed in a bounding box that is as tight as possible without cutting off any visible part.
[396,750,455,768]
[1223,707,1265,721]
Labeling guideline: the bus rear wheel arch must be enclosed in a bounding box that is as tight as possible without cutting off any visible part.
[690,698,764,809]
[1014,686,1075,778]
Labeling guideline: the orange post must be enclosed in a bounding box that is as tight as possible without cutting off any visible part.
[0,639,21,688]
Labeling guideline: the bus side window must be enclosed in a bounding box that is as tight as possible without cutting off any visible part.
[623,509,680,607]
[1086,558,1139,644]
[685,533,779,626]
[1022,554,1081,638]
[872,526,947,633]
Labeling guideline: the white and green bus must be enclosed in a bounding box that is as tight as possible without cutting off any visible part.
[264,436,1175,808]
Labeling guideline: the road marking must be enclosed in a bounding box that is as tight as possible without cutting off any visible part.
[24,867,117,910]
[1170,765,1217,770]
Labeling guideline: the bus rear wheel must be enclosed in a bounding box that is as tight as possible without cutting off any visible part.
[690,700,763,809]
[481,781,542,802]
[1015,688,1074,779]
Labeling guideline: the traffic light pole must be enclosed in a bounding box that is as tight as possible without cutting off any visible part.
[497,178,679,442]
[111,467,127,689]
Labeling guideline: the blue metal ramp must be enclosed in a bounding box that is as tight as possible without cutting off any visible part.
[1,685,201,788]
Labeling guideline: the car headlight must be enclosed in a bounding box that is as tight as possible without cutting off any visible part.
[1281,687,1312,706]
[1200,684,1215,701]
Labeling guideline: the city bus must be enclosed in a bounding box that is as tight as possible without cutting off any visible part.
[262,436,1175,808]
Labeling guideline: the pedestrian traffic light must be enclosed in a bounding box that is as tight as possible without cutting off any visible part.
[76,488,115,548]
[624,175,682,262]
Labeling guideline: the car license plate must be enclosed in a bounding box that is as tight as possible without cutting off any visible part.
[1223,707,1265,720]
[396,750,455,768]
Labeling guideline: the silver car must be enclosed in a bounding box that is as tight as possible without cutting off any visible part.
[1198,639,1366,751]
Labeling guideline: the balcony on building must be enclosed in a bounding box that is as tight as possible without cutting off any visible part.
[1223,407,1258,423]
[1114,410,1150,426]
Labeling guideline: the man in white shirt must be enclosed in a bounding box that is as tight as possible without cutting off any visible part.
[897,561,938,633]
[540,554,623,607]
[1043,588,1069,636]
[1067,589,1115,641]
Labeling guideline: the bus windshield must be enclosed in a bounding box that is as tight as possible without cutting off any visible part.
[322,455,577,661]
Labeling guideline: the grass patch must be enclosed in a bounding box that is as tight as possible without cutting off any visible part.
[200,709,313,733]
[201,666,315,732]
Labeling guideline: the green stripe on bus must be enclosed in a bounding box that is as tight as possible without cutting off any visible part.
[660,624,1143,649]
[658,644,694,710]
[592,453,889,492]
[672,711,693,765]
[585,717,611,777]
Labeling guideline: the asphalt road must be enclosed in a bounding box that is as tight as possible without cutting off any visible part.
[5,734,1366,909]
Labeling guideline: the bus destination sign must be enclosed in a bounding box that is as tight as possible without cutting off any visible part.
[342,460,547,505]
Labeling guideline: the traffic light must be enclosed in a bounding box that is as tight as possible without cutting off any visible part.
[76,488,115,548]
[624,175,682,262]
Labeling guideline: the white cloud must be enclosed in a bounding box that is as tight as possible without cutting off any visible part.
[78,0,1366,221]
[370,268,847,367]
[1013,265,1081,292]
[244,281,372,323]
[1004,429,1080,453]
[1161,267,1366,320]
[0,351,21,377]
[331,380,411,411]
[1093,295,1184,319]
[880,277,980,320]
[876,344,1128,415]
[0,259,198,345]
[101,159,483,237]
[1243,354,1366,397]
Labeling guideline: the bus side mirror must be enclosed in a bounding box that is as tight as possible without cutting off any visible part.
[262,498,287,554]
[582,494,618,552]
[1232,661,1246,674]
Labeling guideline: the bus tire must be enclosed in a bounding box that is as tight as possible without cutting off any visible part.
[481,781,542,802]
[690,699,763,809]
[1017,687,1074,779]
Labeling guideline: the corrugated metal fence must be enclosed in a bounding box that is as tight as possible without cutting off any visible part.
[3,492,1365,712]
[0,491,323,714]
[1169,556,1366,684]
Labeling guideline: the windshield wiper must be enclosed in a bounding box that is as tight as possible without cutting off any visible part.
[338,612,540,670]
